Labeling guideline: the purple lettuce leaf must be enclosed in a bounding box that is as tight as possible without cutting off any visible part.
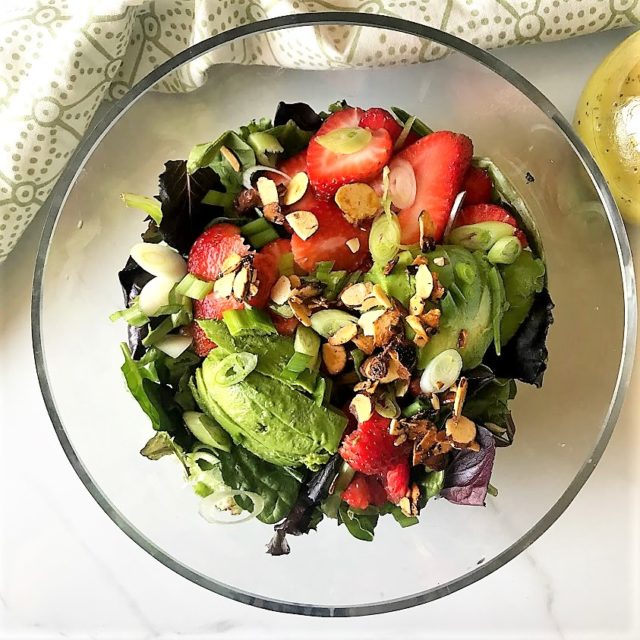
[441,426,496,506]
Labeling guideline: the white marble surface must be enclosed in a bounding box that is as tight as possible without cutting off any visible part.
[1,26,639,640]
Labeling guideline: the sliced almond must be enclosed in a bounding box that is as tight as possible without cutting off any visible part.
[395,378,410,398]
[415,264,434,300]
[213,271,235,298]
[358,308,386,336]
[289,299,311,326]
[286,210,318,240]
[350,393,373,423]
[289,274,302,288]
[430,394,441,411]
[431,273,446,300]
[384,257,399,275]
[335,182,380,223]
[256,176,279,206]
[419,210,436,252]
[322,343,347,375]
[453,376,468,419]
[458,329,468,349]
[406,315,429,348]
[232,267,250,300]
[220,145,240,172]
[411,255,429,267]
[379,357,402,384]
[371,284,392,309]
[432,256,446,267]
[283,171,309,205]
[345,238,361,254]
[293,283,323,299]
[398,496,412,517]
[220,252,243,276]
[249,283,259,297]
[352,333,376,355]
[389,418,402,436]
[422,308,441,329]
[328,322,358,346]
[445,415,477,444]
[270,275,292,305]
[263,201,284,225]
[372,308,402,347]
[409,294,425,316]
[340,282,371,308]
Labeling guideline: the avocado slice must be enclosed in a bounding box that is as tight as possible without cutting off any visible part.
[195,350,347,469]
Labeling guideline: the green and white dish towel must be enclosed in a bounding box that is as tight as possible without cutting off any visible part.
[1,0,638,261]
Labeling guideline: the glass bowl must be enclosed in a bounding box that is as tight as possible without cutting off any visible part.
[32,14,636,616]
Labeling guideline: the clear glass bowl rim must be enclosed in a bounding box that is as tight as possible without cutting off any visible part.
[31,12,637,617]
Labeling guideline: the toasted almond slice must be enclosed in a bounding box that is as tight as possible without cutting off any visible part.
[453,376,468,419]
[340,282,371,308]
[395,378,410,398]
[415,264,434,300]
[232,267,250,300]
[220,145,240,172]
[409,294,425,316]
[422,308,441,329]
[358,308,386,336]
[406,315,429,348]
[289,274,302,288]
[389,418,402,435]
[220,252,243,276]
[335,182,380,223]
[394,433,408,446]
[419,210,436,251]
[270,275,292,305]
[411,255,429,267]
[345,238,360,254]
[249,283,259,297]
[458,329,468,349]
[256,176,279,206]
[213,271,235,298]
[398,496,412,517]
[379,357,401,384]
[293,283,323,299]
[328,322,358,346]
[371,284,392,309]
[352,333,375,355]
[384,256,399,275]
[350,393,373,423]
[445,415,477,444]
[284,172,309,205]
[322,343,347,375]
[289,299,311,327]
[286,210,318,240]
[430,394,441,411]
[432,256,446,267]
[263,201,284,225]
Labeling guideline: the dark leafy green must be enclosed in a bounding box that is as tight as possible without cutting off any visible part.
[413,469,445,509]
[117,257,153,359]
[464,377,516,428]
[485,288,553,387]
[267,454,342,556]
[338,503,378,541]
[157,160,223,254]
[442,426,496,506]
[217,445,300,525]
[274,101,323,130]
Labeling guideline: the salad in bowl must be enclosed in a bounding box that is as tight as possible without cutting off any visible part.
[112,100,553,555]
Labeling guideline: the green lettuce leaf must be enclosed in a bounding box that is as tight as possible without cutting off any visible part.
[338,503,378,541]
[217,445,300,524]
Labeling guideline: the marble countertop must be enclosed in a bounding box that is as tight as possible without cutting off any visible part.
[1,26,639,640]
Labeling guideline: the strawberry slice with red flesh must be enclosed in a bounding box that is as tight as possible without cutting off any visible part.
[396,131,473,244]
[306,107,393,199]
[462,166,493,205]
[189,321,217,358]
[269,312,299,336]
[290,200,370,273]
[454,203,528,247]
[382,460,410,504]
[342,473,388,510]
[359,107,403,142]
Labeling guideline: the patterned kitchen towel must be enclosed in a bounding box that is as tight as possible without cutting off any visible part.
[1,0,638,261]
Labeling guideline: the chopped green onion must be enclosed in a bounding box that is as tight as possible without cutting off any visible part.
[487,235,522,265]
[183,411,231,451]
[241,217,272,236]
[487,483,499,497]
[323,462,356,518]
[175,273,214,300]
[402,399,425,418]
[222,308,276,337]
[419,348,463,394]
[488,266,507,355]
[120,193,162,224]
[202,190,236,208]
[142,317,174,347]
[109,299,149,327]
[447,222,515,251]
[343,270,362,288]
[269,303,294,319]
[394,115,416,150]
[247,131,284,166]
[284,351,313,375]
[213,352,258,386]
[248,227,279,249]
[316,127,372,154]
[370,212,401,264]
[314,261,335,278]
[455,262,476,285]
[294,325,321,359]
[312,376,333,407]
[278,252,295,276]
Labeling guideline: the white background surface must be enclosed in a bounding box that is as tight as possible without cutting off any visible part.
[1,26,639,639]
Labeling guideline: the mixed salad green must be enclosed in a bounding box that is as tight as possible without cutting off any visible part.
[112,100,553,554]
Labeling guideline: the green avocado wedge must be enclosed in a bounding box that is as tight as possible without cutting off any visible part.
[194,348,347,469]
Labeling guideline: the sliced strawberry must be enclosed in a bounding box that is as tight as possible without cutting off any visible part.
[249,253,279,308]
[366,476,389,507]
[462,166,493,205]
[340,412,411,476]
[359,107,403,142]
[188,321,217,357]
[260,238,291,271]
[306,107,392,198]
[381,460,410,504]
[342,474,371,510]
[188,223,249,282]
[454,203,528,247]
[269,312,299,336]
[290,200,369,272]
[396,131,473,244]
